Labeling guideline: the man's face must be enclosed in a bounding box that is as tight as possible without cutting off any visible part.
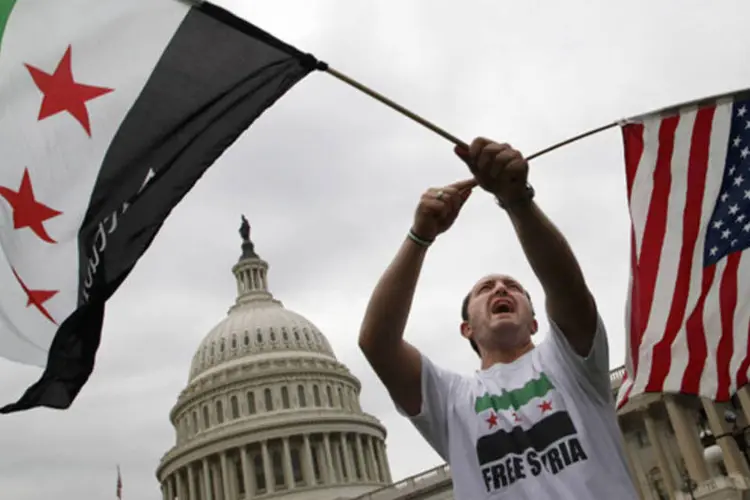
[461,274,537,351]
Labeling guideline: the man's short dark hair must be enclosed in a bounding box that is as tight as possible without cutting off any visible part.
[461,288,534,357]
[460,293,480,355]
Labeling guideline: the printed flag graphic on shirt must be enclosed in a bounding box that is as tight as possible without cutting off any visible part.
[473,373,589,492]
[0,0,320,413]
[617,90,750,408]
[475,374,579,464]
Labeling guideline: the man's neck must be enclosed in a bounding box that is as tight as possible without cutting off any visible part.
[480,342,535,370]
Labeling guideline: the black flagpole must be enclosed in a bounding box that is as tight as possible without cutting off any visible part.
[324,65,621,161]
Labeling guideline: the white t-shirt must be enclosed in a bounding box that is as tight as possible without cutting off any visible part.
[397,316,638,499]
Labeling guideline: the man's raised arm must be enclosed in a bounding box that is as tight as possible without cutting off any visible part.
[506,201,597,356]
[358,179,475,416]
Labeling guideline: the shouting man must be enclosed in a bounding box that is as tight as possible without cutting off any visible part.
[358,138,636,499]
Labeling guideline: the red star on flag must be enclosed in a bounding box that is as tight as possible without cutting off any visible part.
[486,412,498,429]
[12,268,58,325]
[539,400,553,413]
[0,168,62,243]
[25,45,113,136]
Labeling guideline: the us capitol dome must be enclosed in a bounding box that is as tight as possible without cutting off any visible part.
[156,217,393,500]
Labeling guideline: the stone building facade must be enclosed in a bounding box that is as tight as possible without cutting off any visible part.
[609,367,750,499]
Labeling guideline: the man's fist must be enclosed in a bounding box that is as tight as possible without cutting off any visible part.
[412,178,477,242]
[456,138,531,207]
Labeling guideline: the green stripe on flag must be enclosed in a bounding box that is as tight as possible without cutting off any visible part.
[0,0,18,53]
[474,373,555,413]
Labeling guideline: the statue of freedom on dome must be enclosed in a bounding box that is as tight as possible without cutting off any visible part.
[239,215,251,242]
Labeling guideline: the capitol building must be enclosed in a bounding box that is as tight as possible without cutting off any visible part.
[157,225,750,500]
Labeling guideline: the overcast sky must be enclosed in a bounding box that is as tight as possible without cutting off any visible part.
[1,1,750,499]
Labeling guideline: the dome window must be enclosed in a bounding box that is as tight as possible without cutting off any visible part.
[282,327,289,341]
[272,450,285,489]
[291,448,304,486]
[303,329,310,342]
[326,386,333,407]
[235,460,246,495]
[269,328,276,342]
[247,392,256,414]
[230,396,240,419]
[256,332,263,344]
[351,438,363,479]
[203,406,210,428]
[264,388,273,411]
[338,446,348,480]
[231,335,237,349]
[313,385,321,407]
[311,447,322,481]
[220,339,225,353]
[298,385,307,407]
[216,400,224,424]
[281,387,290,409]
[254,455,267,492]
[210,343,215,357]
[244,333,250,346]
[293,328,300,341]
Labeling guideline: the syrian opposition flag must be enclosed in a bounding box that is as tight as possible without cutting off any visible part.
[0,0,322,413]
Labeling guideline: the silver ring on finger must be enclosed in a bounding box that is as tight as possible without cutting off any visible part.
[436,190,445,201]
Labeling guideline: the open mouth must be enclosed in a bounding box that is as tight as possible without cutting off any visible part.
[490,298,514,315]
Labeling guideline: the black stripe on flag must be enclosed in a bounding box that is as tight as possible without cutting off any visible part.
[476,411,577,466]
[1,3,321,413]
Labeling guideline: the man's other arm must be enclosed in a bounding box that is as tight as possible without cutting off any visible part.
[508,200,598,356]
[358,236,427,416]
[359,179,475,418]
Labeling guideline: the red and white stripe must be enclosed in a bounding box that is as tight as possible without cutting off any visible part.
[616,97,750,408]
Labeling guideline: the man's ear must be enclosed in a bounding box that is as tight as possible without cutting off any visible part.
[531,319,539,335]
[460,321,472,340]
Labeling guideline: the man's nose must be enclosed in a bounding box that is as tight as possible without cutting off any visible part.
[493,283,509,296]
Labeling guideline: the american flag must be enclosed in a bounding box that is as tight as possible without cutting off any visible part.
[617,92,750,409]
[116,465,122,499]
